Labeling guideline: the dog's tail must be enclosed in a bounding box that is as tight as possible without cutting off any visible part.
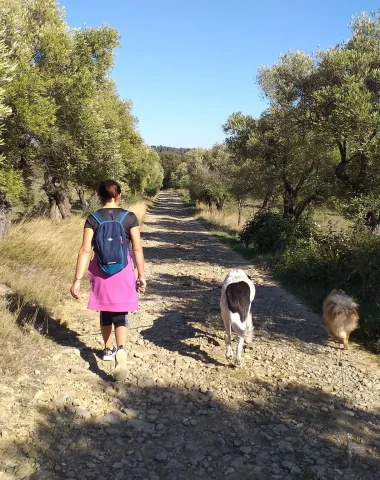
[226,282,253,342]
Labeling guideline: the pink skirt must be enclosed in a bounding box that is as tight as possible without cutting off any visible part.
[87,254,139,312]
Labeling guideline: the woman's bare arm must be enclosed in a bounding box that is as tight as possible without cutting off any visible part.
[70,228,94,299]
[130,225,146,292]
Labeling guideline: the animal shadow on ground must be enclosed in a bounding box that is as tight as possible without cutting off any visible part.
[5,293,113,382]
[141,273,226,366]
[252,284,327,352]
[1,381,379,479]
[141,271,327,368]
[142,196,327,352]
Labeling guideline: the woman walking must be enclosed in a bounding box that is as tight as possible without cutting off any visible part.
[70,180,146,380]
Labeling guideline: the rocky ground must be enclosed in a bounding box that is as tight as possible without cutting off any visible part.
[0,191,379,480]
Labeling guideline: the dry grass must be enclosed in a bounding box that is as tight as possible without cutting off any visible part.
[313,208,353,233]
[128,201,148,225]
[0,200,149,315]
[0,289,47,379]
[0,200,150,379]
[0,216,84,314]
[195,202,252,232]
[195,201,352,236]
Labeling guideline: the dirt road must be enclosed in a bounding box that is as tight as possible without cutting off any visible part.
[0,191,379,480]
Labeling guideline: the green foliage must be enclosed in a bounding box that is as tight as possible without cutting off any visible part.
[152,145,193,154]
[342,193,380,228]
[0,33,13,125]
[275,227,380,352]
[171,145,232,210]
[239,210,315,254]
[156,150,187,189]
[0,0,162,221]
[0,158,23,203]
[0,28,21,203]
[255,13,380,199]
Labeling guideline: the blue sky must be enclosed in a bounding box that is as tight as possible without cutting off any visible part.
[61,0,379,148]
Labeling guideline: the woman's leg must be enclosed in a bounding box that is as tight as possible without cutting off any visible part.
[113,313,129,349]
[100,312,113,348]
[113,313,129,381]
[115,326,128,348]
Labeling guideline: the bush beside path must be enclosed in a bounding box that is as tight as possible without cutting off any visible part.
[0,192,379,480]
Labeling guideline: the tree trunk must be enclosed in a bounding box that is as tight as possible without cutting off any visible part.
[237,199,243,226]
[283,186,297,219]
[216,195,227,211]
[261,188,275,210]
[43,176,72,221]
[284,188,315,221]
[76,186,88,210]
[365,210,380,235]
[335,143,368,195]
[0,194,12,239]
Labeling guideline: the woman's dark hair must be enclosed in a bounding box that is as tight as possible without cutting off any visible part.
[98,180,121,202]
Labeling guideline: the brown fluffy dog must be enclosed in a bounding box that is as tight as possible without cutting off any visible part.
[322,289,359,349]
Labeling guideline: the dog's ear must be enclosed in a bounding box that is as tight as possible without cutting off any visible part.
[246,274,252,280]
[330,289,342,295]
[333,288,345,295]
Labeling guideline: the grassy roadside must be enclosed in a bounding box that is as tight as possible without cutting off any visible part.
[0,296,48,379]
[0,200,150,313]
[0,200,151,379]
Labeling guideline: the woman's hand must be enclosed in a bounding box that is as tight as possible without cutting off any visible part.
[137,278,147,293]
[70,279,81,299]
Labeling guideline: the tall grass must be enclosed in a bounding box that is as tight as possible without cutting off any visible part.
[0,200,149,380]
[0,292,47,379]
[195,205,246,232]
[191,201,255,233]
[0,201,149,315]
[0,216,83,313]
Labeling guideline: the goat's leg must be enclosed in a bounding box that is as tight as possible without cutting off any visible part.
[221,306,233,361]
[225,322,233,360]
[235,336,244,367]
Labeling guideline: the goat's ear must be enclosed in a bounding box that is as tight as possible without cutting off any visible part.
[247,274,252,280]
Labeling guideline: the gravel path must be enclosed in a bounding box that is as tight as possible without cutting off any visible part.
[0,191,379,480]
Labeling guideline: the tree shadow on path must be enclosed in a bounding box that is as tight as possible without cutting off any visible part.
[141,273,225,366]
[142,192,327,355]
[1,381,379,480]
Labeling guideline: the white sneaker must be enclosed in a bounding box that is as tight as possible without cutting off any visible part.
[114,348,128,381]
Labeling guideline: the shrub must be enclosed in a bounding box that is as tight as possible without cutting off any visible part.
[239,210,315,254]
[275,226,380,352]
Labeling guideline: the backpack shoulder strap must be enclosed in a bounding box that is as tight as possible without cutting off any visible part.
[117,210,129,224]
[91,212,104,225]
